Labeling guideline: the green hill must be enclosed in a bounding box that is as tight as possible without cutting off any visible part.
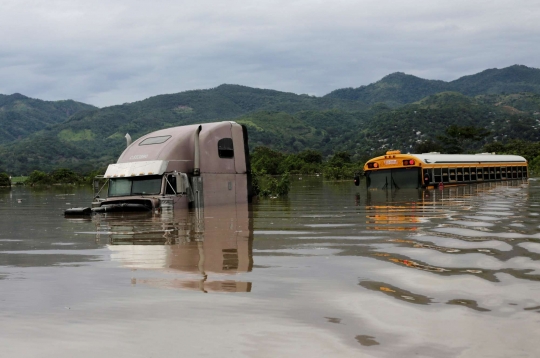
[159,91,540,159]
[360,92,540,155]
[475,92,540,115]
[325,65,540,107]
[0,93,96,145]
[325,72,447,107]
[239,92,540,160]
[237,109,373,154]
[0,85,368,174]
[1,66,540,175]
[449,65,540,96]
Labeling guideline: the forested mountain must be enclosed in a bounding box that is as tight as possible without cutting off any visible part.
[0,93,96,145]
[325,65,540,107]
[0,85,368,174]
[325,72,448,107]
[450,65,540,96]
[475,92,540,114]
[362,92,540,153]
[1,65,539,175]
[241,92,540,158]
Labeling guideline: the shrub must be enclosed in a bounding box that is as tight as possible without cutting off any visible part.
[323,163,363,180]
[26,171,53,186]
[50,168,82,184]
[530,156,540,177]
[0,173,10,187]
[252,171,290,198]
[251,147,286,175]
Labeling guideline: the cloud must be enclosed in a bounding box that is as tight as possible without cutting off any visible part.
[0,0,539,107]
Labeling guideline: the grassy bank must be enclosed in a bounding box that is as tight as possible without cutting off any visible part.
[10,176,28,184]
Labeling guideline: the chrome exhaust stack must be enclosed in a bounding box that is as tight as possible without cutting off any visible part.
[192,125,203,209]
[125,133,132,148]
[193,125,202,176]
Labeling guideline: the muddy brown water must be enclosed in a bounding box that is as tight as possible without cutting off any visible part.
[1,178,539,357]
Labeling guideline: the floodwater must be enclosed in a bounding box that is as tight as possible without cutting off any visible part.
[1,178,539,357]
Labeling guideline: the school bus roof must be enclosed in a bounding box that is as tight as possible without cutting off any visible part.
[411,153,526,164]
[366,152,527,167]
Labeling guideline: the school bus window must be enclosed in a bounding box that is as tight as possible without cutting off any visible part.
[434,168,442,183]
[442,168,449,183]
[449,168,456,181]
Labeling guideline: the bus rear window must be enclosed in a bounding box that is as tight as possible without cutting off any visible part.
[366,168,420,189]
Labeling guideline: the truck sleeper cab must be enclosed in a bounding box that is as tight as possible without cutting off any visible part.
[92,121,251,213]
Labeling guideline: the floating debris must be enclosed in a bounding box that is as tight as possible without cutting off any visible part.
[390,258,450,272]
[355,335,380,347]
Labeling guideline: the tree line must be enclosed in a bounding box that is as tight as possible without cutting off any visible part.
[2,126,539,196]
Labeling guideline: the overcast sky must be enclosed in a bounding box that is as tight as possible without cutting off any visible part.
[0,0,539,107]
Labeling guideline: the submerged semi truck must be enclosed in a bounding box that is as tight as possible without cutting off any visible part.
[66,121,252,215]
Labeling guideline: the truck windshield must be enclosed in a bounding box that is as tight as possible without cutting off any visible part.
[108,176,162,196]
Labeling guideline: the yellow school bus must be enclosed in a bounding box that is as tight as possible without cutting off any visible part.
[361,150,528,189]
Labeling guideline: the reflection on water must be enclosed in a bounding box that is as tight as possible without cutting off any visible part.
[94,204,253,292]
[1,179,540,356]
[363,181,540,286]
[359,280,434,305]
